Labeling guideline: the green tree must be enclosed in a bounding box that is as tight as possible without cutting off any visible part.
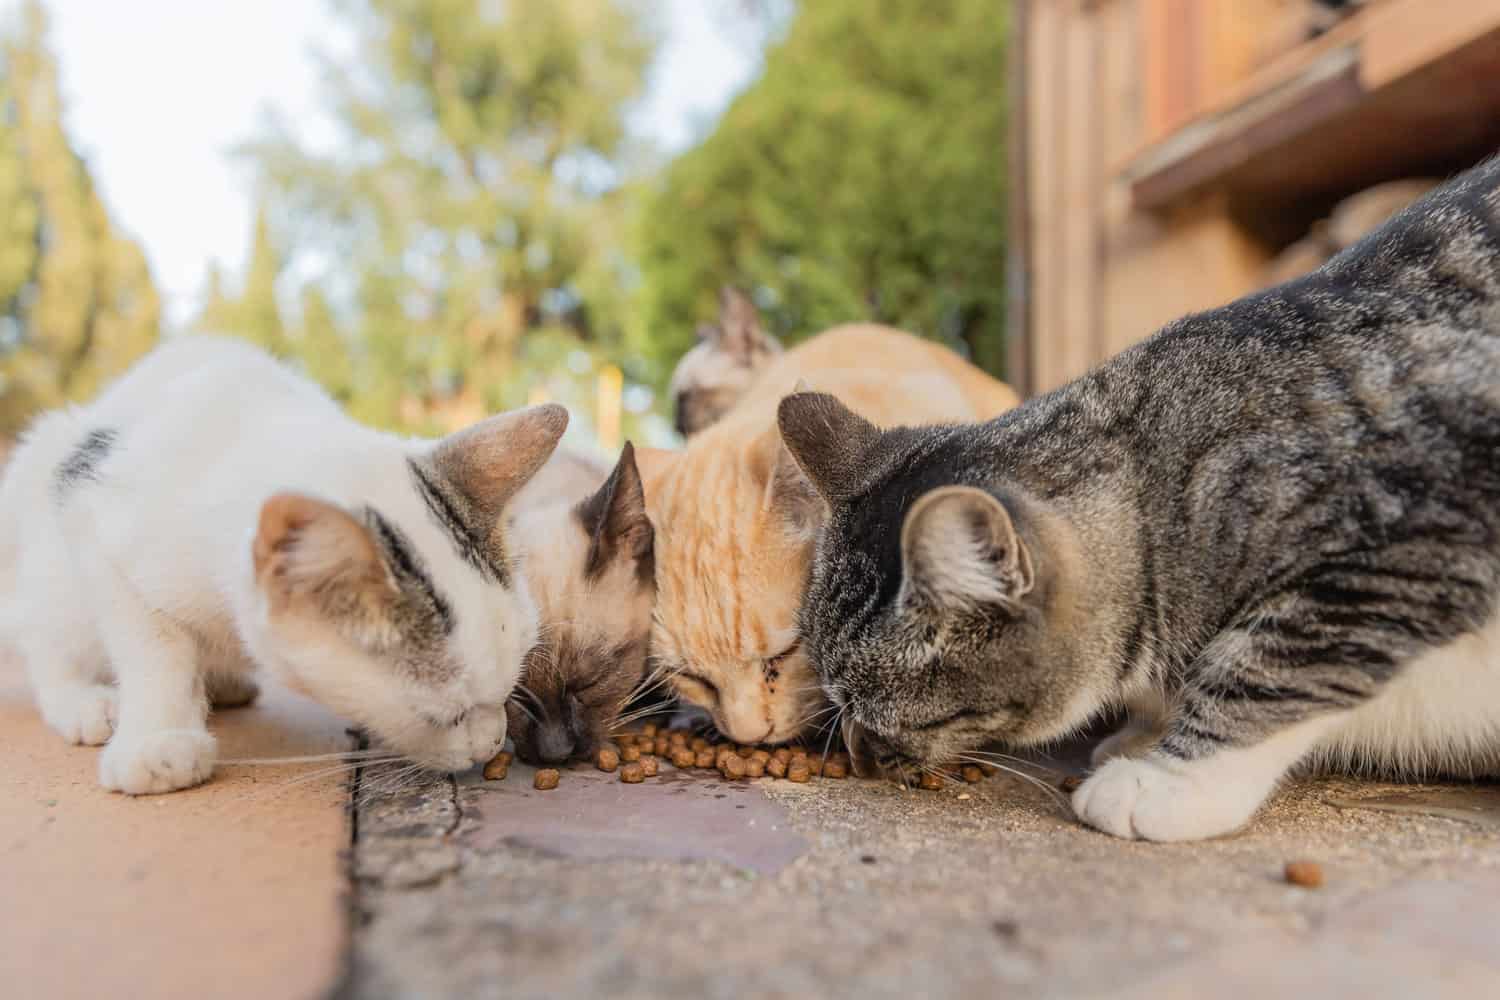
[0,1,160,434]
[632,0,1010,376]
[195,205,290,356]
[241,0,657,432]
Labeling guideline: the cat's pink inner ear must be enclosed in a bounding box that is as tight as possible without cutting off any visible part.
[432,402,569,520]
[253,493,385,612]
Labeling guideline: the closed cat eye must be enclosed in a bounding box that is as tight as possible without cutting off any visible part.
[765,640,800,666]
[915,707,989,731]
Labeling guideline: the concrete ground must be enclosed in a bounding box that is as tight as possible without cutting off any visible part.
[7,639,1500,1000]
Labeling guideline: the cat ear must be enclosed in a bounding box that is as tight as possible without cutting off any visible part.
[429,403,569,531]
[253,494,393,621]
[899,486,1034,611]
[577,442,654,578]
[776,391,880,502]
[758,428,824,537]
[717,285,780,363]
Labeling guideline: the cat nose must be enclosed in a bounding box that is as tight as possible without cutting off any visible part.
[535,723,575,764]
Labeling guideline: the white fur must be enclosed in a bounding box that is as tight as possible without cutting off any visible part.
[1078,608,1500,841]
[0,337,542,793]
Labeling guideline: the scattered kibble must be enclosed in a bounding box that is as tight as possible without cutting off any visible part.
[745,757,766,778]
[641,723,658,737]
[773,748,792,765]
[695,749,716,768]
[1059,775,1084,793]
[720,754,747,780]
[640,756,659,777]
[596,748,620,772]
[671,748,696,769]
[823,759,848,779]
[961,765,985,784]
[482,751,512,781]
[691,737,710,752]
[1284,861,1324,889]
[751,749,771,765]
[619,762,646,784]
[918,772,944,791]
[534,768,560,791]
[787,761,811,783]
[766,757,788,779]
[654,736,670,756]
[621,745,641,763]
[807,755,825,777]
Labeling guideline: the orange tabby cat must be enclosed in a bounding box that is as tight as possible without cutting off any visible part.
[639,324,1019,744]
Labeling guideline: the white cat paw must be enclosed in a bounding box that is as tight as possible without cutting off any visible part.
[39,684,118,745]
[1072,753,1261,842]
[100,729,217,795]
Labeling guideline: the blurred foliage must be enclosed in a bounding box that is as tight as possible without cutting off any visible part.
[0,1,160,435]
[218,0,667,446]
[631,0,1010,376]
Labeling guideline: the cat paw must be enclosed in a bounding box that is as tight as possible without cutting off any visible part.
[207,673,261,710]
[39,684,118,745]
[99,729,217,795]
[1072,753,1261,842]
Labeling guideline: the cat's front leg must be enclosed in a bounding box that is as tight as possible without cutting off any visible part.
[94,603,216,795]
[1072,712,1343,841]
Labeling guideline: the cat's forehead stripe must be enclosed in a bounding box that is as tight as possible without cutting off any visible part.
[408,458,510,586]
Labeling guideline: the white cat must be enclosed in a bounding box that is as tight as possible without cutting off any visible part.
[0,336,566,794]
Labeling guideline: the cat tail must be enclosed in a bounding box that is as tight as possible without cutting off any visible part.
[0,407,86,623]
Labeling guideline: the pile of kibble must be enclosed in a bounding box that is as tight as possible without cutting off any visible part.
[482,722,1001,791]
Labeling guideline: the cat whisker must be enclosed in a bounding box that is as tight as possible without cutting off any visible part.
[954,752,1068,809]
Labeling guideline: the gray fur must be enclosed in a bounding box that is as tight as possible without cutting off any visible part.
[781,158,1500,777]
[53,428,117,495]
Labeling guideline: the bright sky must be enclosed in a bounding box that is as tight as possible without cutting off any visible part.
[7,0,761,325]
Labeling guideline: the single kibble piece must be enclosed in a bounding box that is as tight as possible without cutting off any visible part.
[737,745,756,758]
[787,761,811,783]
[766,757,788,779]
[918,772,944,791]
[669,730,689,746]
[829,752,851,768]
[807,756,825,777]
[654,736,670,756]
[640,756,659,777]
[671,748,696,769]
[751,749,771,765]
[745,758,766,778]
[619,762,646,784]
[715,746,735,768]
[482,751,512,781]
[977,763,998,777]
[621,745,641,763]
[1284,861,1324,889]
[960,765,985,784]
[534,769,561,791]
[721,755,748,780]
[695,749,716,768]
[691,737,710,752]
[613,734,634,749]
[1059,775,1084,793]
[823,759,848,779]
[641,723,658,737]
[596,748,620,772]
[773,748,793,765]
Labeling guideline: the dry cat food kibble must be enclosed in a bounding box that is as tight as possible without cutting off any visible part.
[745,757,766,778]
[691,737,710,752]
[1284,861,1324,889]
[720,754,747,780]
[1059,775,1084,793]
[641,723,658,737]
[671,748,696,769]
[639,756,659,777]
[773,748,792,765]
[787,761,811,783]
[482,751,512,781]
[534,768,561,791]
[654,736,670,756]
[766,757,788,779]
[822,758,847,779]
[619,762,646,783]
[806,755,825,777]
[960,765,985,784]
[620,745,641,763]
[918,772,944,791]
[596,748,620,772]
[695,749,716,768]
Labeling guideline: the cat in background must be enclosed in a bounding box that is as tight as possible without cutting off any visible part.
[640,323,1020,746]
[669,286,784,437]
[779,157,1500,841]
[0,337,565,794]
[506,443,656,765]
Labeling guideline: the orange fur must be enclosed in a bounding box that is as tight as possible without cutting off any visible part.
[640,324,1019,744]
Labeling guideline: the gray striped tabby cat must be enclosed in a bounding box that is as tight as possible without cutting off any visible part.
[778,157,1500,841]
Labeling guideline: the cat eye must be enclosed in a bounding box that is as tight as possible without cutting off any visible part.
[765,641,800,667]
[423,709,469,728]
[915,707,989,731]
